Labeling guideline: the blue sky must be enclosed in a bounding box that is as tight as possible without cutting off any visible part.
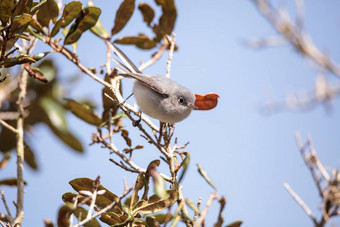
[2,0,340,226]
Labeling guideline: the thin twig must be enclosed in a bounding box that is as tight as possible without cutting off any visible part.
[193,197,202,222]
[0,119,18,134]
[166,34,176,78]
[283,183,318,225]
[1,191,11,217]
[195,192,218,227]
[139,40,168,71]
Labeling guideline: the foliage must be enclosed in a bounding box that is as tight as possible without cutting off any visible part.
[0,0,233,226]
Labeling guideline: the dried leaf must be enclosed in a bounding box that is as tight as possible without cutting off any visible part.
[138,3,154,26]
[57,205,72,227]
[24,142,38,170]
[194,93,219,110]
[64,98,102,126]
[111,0,135,35]
[197,163,216,190]
[121,128,132,147]
[186,199,200,215]
[0,178,27,186]
[214,196,226,227]
[225,221,243,227]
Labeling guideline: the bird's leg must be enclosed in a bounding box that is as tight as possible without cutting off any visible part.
[132,109,142,127]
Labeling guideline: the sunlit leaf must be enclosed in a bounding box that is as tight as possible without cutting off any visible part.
[69,178,123,212]
[0,152,11,169]
[111,0,135,35]
[0,0,16,24]
[36,0,58,27]
[64,6,101,45]
[31,52,49,61]
[130,174,146,209]
[29,18,46,34]
[133,189,179,215]
[51,1,82,37]
[138,3,154,26]
[197,164,216,190]
[186,199,200,215]
[30,0,47,15]
[64,98,102,126]
[91,18,110,40]
[114,34,156,49]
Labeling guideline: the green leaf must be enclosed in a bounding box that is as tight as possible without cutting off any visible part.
[153,0,176,42]
[138,3,154,26]
[64,6,101,45]
[0,0,16,24]
[12,0,32,18]
[178,152,190,183]
[1,54,36,68]
[186,199,200,215]
[111,0,135,35]
[51,1,82,37]
[40,96,67,132]
[197,163,216,190]
[114,34,156,49]
[64,98,102,126]
[30,0,47,15]
[99,212,130,226]
[11,13,32,34]
[29,18,46,34]
[69,178,123,212]
[36,0,58,27]
[91,18,109,40]
[31,52,49,61]
[225,221,243,227]
[133,189,179,215]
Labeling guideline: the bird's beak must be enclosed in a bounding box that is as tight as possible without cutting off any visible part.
[188,103,198,110]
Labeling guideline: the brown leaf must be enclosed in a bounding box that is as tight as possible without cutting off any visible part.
[194,93,220,110]
[111,0,135,35]
[114,34,156,49]
[138,3,154,26]
[121,128,132,147]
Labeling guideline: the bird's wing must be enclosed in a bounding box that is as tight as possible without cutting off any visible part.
[122,72,169,97]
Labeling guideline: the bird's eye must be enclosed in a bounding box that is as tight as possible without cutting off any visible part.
[179,98,184,104]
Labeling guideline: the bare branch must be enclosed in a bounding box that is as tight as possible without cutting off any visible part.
[195,192,218,227]
[283,183,318,225]
[0,191,11,217]
[139,40,168,72]
[0,119,18,134]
